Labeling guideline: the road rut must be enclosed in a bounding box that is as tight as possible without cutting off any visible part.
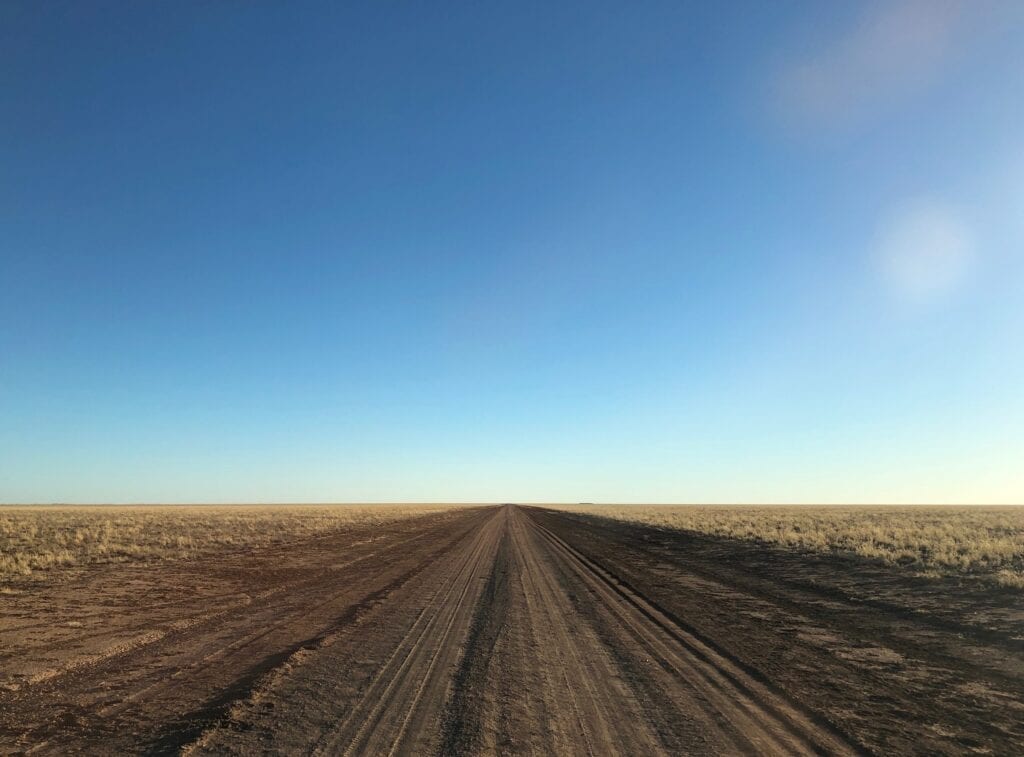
[3,504,1020,754]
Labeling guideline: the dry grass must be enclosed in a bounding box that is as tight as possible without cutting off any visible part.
[0,505,454,583]
[552,505,1024,589]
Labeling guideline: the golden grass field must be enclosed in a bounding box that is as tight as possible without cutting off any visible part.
[0,505,454,583]
[554,505,1024,588]
[5,504,1023,589]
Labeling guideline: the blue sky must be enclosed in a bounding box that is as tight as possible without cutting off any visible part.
[2,1,1022,503]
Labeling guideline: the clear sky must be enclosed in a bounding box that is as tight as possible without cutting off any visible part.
[2,1,1022,504]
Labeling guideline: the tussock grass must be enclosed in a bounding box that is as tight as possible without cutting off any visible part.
[553,505,1024,589]
[0,505,453,583]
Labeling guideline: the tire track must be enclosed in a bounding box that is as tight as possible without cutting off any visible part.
[4,515,461,694]
[6,505,904,754]
[100,520,470,721]
[311,507,505,757]
[507,506,663,756]
[437,522,511,755]
[522,509,862,756]
[0,508,491,755]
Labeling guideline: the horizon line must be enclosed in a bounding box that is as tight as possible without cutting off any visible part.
[2,501,1022,507]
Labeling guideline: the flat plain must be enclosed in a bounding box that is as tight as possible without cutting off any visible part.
[1,504,1022,755]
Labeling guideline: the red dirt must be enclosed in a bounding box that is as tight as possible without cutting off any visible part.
[1,505,1021,755]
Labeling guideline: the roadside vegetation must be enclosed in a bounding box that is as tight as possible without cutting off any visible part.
[555,505,1024,589]
[0,505,453,583]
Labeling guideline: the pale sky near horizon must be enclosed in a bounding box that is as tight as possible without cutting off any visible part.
[2,1,1023,504]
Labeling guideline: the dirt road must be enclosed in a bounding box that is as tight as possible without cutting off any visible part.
[2,505,1021,755]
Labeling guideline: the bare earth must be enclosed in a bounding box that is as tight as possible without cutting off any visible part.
[1,505,1022,755]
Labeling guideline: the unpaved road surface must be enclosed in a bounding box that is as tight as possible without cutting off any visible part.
[2,505,1022,755]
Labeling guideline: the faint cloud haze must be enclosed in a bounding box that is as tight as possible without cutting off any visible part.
[875,200,974,305]
[775,0,976,127]
[1003,147,1024,239]
[872,146,1024,310]
[769,2,1023,309]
